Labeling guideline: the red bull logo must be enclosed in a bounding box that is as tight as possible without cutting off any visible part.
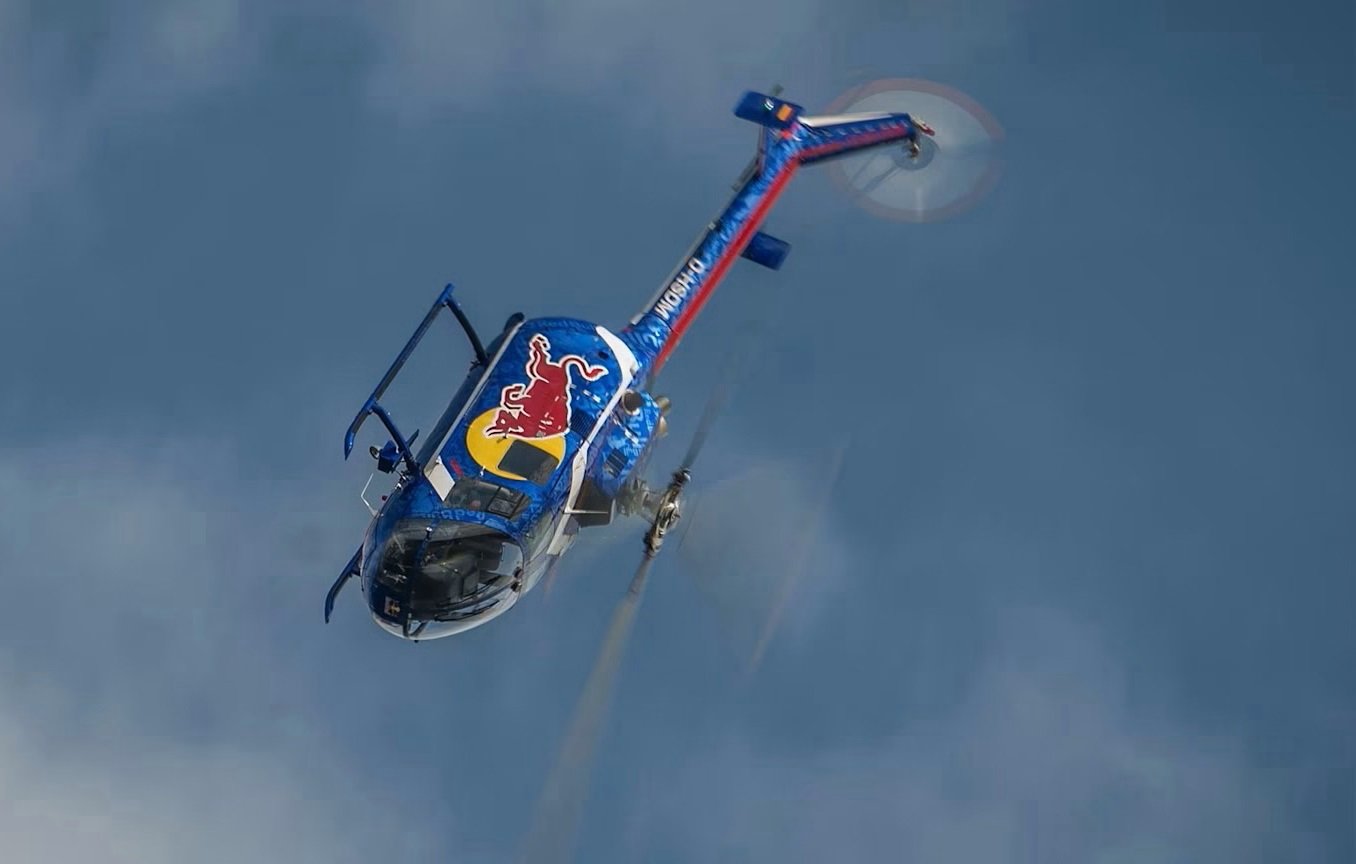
[485,333,608,439]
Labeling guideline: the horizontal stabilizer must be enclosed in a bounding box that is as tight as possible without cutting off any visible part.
[733,91,803,130]
[740,231,791,270]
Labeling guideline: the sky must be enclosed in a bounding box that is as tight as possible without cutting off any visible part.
[0,0,1353,862]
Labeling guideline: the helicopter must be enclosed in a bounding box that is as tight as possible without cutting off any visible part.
[323,87,940,641]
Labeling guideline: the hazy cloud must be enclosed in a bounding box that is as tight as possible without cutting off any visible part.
[0,0,1027,216]
[0,0,261,215]
[675,451,859,667]
[353,0,1038,131]
[356,0,835,130]
[0,438,445,863]
[0,667,438,864]
[638,609,1317,863]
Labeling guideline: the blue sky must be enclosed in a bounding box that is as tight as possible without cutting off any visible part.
[1,1,1352,862]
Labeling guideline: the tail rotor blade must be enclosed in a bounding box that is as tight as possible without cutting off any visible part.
[518,556,653,864]
[677,323,767,473]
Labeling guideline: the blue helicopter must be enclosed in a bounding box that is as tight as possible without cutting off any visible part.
[324,88,936,641]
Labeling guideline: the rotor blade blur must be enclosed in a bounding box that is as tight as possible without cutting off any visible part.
[678,442,852,674]
[678,324,765,472]
[746,438,850,676]
[519,556,653,864]
[679,374,731,472]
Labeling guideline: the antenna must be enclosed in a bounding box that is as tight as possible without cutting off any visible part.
[359,473,379,516]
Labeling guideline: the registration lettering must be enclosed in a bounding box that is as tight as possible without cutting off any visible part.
[653,257,706,322]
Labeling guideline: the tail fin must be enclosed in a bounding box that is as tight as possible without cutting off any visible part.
[733,90,803,129]
[731,87,787,189]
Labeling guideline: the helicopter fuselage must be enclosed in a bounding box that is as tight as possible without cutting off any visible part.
[356,316,665,639]
[328,88,931,639]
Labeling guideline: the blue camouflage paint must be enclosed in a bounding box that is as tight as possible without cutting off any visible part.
[426,317,636,530]
[590,391,665,501]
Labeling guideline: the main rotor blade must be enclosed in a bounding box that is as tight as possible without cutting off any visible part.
[679,375,732,473]
[677,439,853,676]
[678,324,767,473]
[519,555,653,864]
[746,438,850,676]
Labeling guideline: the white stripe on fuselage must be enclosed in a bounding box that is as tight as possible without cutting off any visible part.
[423,321,525,498]
[546,325,638,555]
[425,458,455,500]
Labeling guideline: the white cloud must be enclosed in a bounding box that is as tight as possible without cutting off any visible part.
[355,0,831,129]
[349,0,1034,144]
[637,608,1316,862]
[0,0,1026,217]
[0,437,445,863]
[0,671,436,864]
[0,436,245,686]
[0,0,262,216]
[673,451,859,668]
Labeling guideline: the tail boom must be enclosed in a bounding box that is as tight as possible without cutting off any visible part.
[623,91,925,378]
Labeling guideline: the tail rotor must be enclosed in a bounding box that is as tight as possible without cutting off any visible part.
[824,77,1004,223]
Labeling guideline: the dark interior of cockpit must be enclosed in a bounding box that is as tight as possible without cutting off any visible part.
[375,520,524,622]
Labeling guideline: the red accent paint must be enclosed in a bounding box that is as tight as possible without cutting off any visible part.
[797,125,909,161]
[651,162,800,375]
[648,120,911,375]
[486,333,608,439]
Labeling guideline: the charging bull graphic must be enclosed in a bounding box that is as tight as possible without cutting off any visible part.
[486,333,608,439]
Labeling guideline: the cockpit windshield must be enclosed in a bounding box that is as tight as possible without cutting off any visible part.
[369,518,524,639]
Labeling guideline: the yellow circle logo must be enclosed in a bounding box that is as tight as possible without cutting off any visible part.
[464,409,568,482]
